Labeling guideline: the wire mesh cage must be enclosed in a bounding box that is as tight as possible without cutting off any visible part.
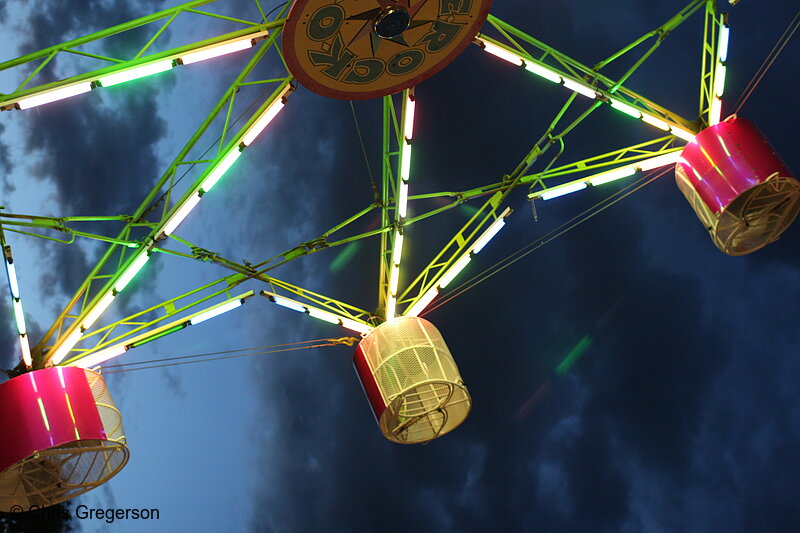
[353,316,471,444]
[675,116,800,255]
[0,367,128,511]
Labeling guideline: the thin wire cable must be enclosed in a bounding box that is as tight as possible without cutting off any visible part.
[100,337,353,374]
[349,100,380,201]
[733,9,800,114]
[423,168,670,315]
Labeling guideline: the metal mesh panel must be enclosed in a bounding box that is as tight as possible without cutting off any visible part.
[676,170,800,256]
[714,174,800,255]
[359,317,471,444]
[84,369,127,445]
[0,370,128,511]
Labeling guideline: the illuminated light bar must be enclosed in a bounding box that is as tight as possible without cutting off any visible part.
[12,299,26,335]
[385,296,397,321]
[307,306,342,325]
[72,344,127,368]
[272,295,307,313]
[400,144,412,181]
[610,99,641,118]
[403,95,416,141]
[562,78,597,99]
[540,181,588,201]
[392,231,404,265]
[81,291,115,330]
[670,127,696,143]
[388,263,400,295]
[5,260,19,299]
[99,60,173,87]
[241,86,290,146]
[438,255,471,289]
[49,329,83,365]
[641,113,670,131]
[189,298,243,326]
[480,40,524,66]
[472,218,506,254]
[637,151,682,171]
[115,252,150,292]
[397,180,409,218]
[130,324,186,348]
[525,62,562,84]
[162,192,202,236]
[709,97,723,126]
[589,166,636,186]
[340,317,373,334]
[16,83,92,110]
[714,63,727,98]
[20,335,32,369]
[718,24,730,63]
[181,38,255,65]
[404,287,439,318]
[201,149,242,192]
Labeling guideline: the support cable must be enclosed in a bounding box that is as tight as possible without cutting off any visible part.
[733,9,800,113]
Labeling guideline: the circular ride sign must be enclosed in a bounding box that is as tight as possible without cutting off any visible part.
[282,0,493,100]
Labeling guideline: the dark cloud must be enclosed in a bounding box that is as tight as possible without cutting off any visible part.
[241,1,800,532]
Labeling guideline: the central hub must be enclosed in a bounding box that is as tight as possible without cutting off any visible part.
[373,7,410,39]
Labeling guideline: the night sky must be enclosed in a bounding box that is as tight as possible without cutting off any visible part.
[1,1,800,532]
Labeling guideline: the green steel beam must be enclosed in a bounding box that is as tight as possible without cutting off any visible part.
[34,15,292,367]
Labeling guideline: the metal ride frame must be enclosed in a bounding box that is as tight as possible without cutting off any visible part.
[0,0,728,374]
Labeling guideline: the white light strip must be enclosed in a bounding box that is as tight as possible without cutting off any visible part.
[714,63,726,97]
[71,344,127,369]
[637,151,682,171]
[20,335,32,369]
[718,24,730,63]
[589,166,636,186]
[472,209,511,254]
[272,295,307,313]
[403,95,416,141]
[181,38,255,65]
[241,85,291,146]
[81,291,115,330]
[438,255,471,289]
[189,298,243,325]
[610,100,641,118]
[340,317,373,334]
[641,113,670,131]
[525,62,562,84]
[115,252,150,292]
[540,181,588,201]
[13,299,26,335]
[385,297,397,321]
[404,287,439,318]
[201,149,242,192]
[400,144,412,181]
[562,78,597,99]
[162,192,202,236]
[389,263,400,295]
[17,83,92,110]
[5,260,19,299]
[671,127,696,143]
[392,231,404,265]
[709,97,722,126]
[397,180,409,218]
[49,329,84,365]
[481,41,524,66]
[307,307,342,325]
[99,60,173,87]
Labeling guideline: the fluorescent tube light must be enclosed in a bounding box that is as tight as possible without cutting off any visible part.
[181,39,255,65]
[162,192,202,236]
[201,149,242,192]
[99,60,173,87]
[81,291,115,330]
[17,83,92,110]
[189,298,243,325]
[540,182,587,201]
[115,252,150,292]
